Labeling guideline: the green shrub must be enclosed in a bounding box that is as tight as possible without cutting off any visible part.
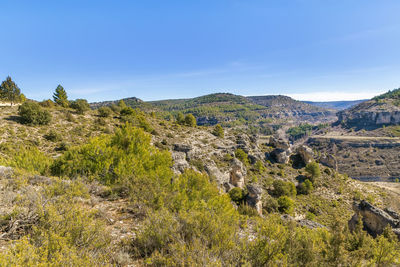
[298,179,314,195]
[98,106,112,117]
[229,187,245,204]
[39,99,55,108]
[212,124,224,137]
[70,99,90,114]
[44,130,62,142]
[277,196,294,214]
[272,180,296,197]
[120,107,135,116]
[235,148,249,164]
[18,101,51,125]
[305,162,320,181]
[184,113,196,127]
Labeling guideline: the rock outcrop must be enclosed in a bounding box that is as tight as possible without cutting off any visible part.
[204,161,230,186]
[296,145,314,165]
[337,99,400,129]
[246,184,263,215]
[349,200,400,239]
[281,214,326,229]
[229,158,246,189]
[269,136,291,164]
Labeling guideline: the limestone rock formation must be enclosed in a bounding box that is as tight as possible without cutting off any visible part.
[229,158,246,189]
[296,145,314,165]
[269,136,291,164]
[246,184,263,215]
[349,200,400,239]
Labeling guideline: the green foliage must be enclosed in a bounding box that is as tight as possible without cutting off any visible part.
[176,112,185,124]
[229,187,245,204]
[70,99,90,114]
[277,196,294,214]
[98,106,112,117]
[298,179,314,195]
[18,101,52,125]
[184,113,197,127]
[0,145,52,175]
[0,76,22,105]
[235,148,249,164]
[253,160,266,173]
[40,99,55,108]
[272,180,296,197]
[212,124,224,137]
[305,162,321,181]
[44,129,62,142]
[373,88,400,101]
[53,84,69,107]
[287,123,313,140]
[133,170,241,264]
[51,124,173,207]
[118,99,127,108]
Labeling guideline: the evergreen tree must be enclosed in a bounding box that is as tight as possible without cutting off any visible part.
[0,76,22,106]
[53,85,69,107]
[184,113,196,127]
[212,124,224,138]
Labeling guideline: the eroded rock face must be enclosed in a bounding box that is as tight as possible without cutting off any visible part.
[269,137,291,164]
[281,214,326,229]
[349,200,400,239]
[319,154,338,171]
[337,99,400,129]
[171,152,190,174]
[296,145,314,165]
[246,184,263,215]
[204,161,230,186]
[229,158,246,189]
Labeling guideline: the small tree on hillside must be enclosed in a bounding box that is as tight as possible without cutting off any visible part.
[53,85,69,107]
[184,113,196,127]
[0,76,22,105]
[305,162,320,182]
[212,124,224,138]
[70,99,90,114]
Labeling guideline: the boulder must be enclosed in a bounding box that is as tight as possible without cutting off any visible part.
[173,143,192,153]
[246,184,263,215]
[229,158,246,189]
[349,200,400,239]
[319,154,338,171]
[296,145,314,165]
[204,161,230,186]
[171,152,190,174]
[281,214,326,229]
[269,136,291,164]
[236,134,252,153]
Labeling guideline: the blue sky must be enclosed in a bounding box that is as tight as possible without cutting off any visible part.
[1,0,400,102]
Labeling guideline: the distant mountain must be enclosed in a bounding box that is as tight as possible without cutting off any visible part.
[304,100,367,110]
[337,88,400,129]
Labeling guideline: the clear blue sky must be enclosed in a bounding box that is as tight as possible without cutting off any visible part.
[1,0,400,102]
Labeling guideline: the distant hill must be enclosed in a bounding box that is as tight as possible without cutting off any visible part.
[337,88,400,129]
[304,100,367,110]
[90,93,337,132]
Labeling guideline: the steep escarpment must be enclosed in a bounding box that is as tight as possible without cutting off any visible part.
[337,88,400,129]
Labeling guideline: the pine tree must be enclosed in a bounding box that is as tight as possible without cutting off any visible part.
[0,76,21,106]
[53,85,69,107]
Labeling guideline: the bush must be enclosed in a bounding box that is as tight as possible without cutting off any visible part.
[305,162,321,181]
[277,196,294,214]
[18,101,51,125]
[229,187,245,204]
[120,107,135,116]
[70,99,90,114]
[212,124,224,138]
[298,179,313,195]
[39,99,55,108]
[235,148,249,164]
[98,106,112,117]
[44,130,62,142]
[184,113,196,127]
[272,180,296,197]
